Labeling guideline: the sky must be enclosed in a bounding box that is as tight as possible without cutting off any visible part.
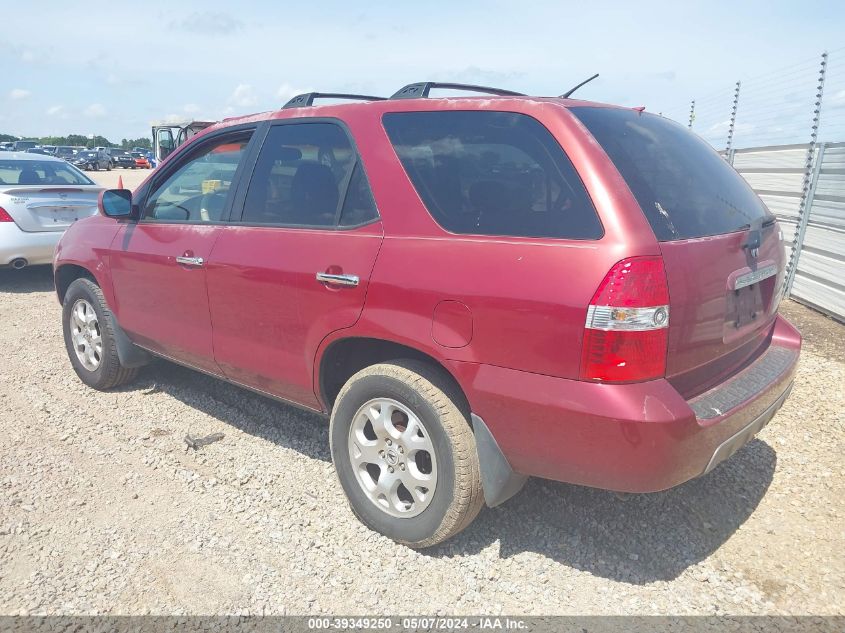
[2,0,844,144]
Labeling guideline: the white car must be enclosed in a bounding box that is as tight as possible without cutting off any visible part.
[0,153,103,268]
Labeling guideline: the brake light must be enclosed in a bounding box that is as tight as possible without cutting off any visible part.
[0,206,14,223]
[580,256,670,382]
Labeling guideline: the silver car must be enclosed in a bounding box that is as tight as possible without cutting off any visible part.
[0,153,103,268]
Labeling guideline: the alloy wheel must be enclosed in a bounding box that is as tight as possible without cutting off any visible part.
[70,299,102,371]
[347,398,438,518]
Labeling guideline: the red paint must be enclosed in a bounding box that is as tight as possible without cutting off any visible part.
[55,94,802,494]
[432,300,473,348]
[206,223,383,407]
[446,315,800,492]
[659,228,784,398]
[108,223,222,373]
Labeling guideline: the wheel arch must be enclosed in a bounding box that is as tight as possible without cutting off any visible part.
[56,262,150,369]
[55,263,99,303]
[316,336,471,415]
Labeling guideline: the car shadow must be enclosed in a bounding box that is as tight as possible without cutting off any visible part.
[0,265,55,293]
[123,358,776,584]
[431,438,776,583]
[121,360,332,462]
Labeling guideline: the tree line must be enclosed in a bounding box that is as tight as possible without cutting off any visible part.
[0,133,151,150]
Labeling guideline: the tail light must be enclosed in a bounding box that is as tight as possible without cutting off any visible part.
[0,207,15,223]
[580,256,670,383]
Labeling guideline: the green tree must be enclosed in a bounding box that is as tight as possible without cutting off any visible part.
[120,137,152,150]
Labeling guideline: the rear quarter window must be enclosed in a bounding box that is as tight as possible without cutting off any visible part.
[382,111,603,240]
[570,107,772,241]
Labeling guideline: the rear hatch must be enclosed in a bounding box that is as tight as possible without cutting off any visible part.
[571,107,783,398]
[2,186,102,232]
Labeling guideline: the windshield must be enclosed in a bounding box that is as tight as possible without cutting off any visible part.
[0,160,95,186]
[570,107,772,241]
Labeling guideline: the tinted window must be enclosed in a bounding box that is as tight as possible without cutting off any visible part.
[0,160,94,186]
[571,107,772,241]
[143,132,252,223]
[339,162,378,226]
[240,122,375,227]
[383,111,602,239]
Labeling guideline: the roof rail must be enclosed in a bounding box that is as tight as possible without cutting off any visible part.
[282,92,386,109]
[391,82,526,100]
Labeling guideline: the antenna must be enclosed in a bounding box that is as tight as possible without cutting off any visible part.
[560,73,599,99]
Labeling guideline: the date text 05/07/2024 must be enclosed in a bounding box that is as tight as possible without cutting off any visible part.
[307,617,528,630]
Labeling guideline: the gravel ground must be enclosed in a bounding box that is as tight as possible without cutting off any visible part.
[0,262,842,616]
[91,167,150,192]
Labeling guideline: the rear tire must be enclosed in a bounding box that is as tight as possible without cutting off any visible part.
[330,360,483,548]
[62,278,139,390]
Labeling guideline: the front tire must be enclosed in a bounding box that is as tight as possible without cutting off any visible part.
[62,278,139,390]
[330,360,483,548]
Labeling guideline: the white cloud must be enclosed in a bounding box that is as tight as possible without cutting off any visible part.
[277,83,311,105]
[9,88,31,100]
[170,11,243,35]
[828,89,845,110]
[228,84,257,107]
[159,113,188,125]
[84,103,107,118]
[46,105,67,118]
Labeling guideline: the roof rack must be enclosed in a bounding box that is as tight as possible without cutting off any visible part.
[390,82,526,100]
[283,92,387,109]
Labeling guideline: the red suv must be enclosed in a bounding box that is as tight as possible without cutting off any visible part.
[54,83,801,547]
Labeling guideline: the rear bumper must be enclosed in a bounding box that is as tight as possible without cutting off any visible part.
[0,222,62,266]
[449,314,801,493]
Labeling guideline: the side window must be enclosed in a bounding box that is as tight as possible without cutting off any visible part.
[382,111,603,240]
[142,132,252,223]
[339,163,378,226]
[240,122,377,227]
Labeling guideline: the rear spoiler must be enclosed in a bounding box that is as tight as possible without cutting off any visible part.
[2,187,102,196]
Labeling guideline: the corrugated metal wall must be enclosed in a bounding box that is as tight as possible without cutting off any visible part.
[791,143,845,320]
[728,142,845,321]
[731,144,814,266]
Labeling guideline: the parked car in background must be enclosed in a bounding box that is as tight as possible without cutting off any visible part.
[42,145,57,155]
[53,86,801,548]
[71,150,112,171]
[12,140,38,152]
[0,142,13,152]
[110,149,135,169]
[0,153,102,268]
[55,146,78,161]
[25,147,51,155]
[130,152,151,169]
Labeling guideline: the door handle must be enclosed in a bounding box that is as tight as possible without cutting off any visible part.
[316,272,359,287]
[176,256,204,267]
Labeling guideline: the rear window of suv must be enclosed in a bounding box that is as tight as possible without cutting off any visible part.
[383,111,603,240]
[570,107,772,241]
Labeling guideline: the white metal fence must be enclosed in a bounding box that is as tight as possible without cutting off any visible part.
[661,49,845,321]
[720,142,845,321]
